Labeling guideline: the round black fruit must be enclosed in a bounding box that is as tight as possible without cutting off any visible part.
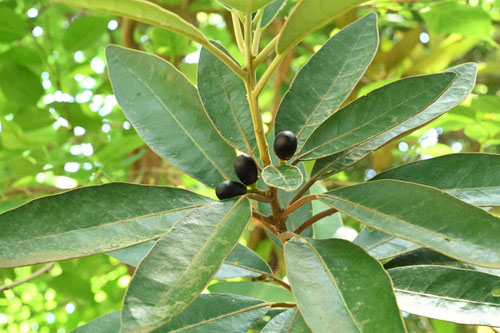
[234,154,258,185]
[215,180,247,200]
[274,131,297,160]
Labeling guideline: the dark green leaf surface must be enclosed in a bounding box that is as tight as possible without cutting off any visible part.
[261,0,287,28]
[208,281,295,303]
[276,14,378,152]
[106,45,236,188]
[320,180,500,268]
[285,238,405,332]
[0,183,212,268]
[0,6,29,42]
[277,0,368,53]
[389,265,500,326]
[312,63,477,178]
[261,308,311,333]
[72,312,120,333]
[152,294,269,332]
[121,197,251,332]
[373,153,500,206]
[299,73,456,161]
[384,248,500,277]
[198,46,256,153]
[262,165,303,192]
[215,243,273,279]
[54,0,210,45]
[354,228,419,260]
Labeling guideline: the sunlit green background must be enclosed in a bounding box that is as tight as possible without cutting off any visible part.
[0,0,499,332]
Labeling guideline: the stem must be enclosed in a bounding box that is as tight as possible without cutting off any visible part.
[231,10,245,55]
[270,276,292,291]
[294,208,338,235]
[252,14,263,56]
[252,210,277,234]
[288,176,319,205]
[253,35,278,67]
[0,263,55,292]
[253,52,285,97]
[282,195,318,218]
[268,302,296,308]
[204,41,246,79]
[247,193,272,203]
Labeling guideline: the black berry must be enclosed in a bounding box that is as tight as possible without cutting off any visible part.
[273,131,297,160]
[215,180,247,200]
[234,154,259,185]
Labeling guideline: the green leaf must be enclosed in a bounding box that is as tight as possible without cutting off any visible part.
[106,45,237,188]
[373,153,500,207]
[420,2,493,40]
[71,312,120,333]
[262,165,303,192]
[0,6,29,42]
[312,63,477,179]
[299,73,456,161]
[389,265,500,326]
[0,64,44,106]
[285,238,406,332]
[198,45,256,154]
[354,228,419,260]
[208,281,295,303]
[53,0,210,45]
[319,180,500,268]
[311,183,342,239]
[0,183,213,268]
[261,308,311,333]
[152,28,197,57]
[277,0,369,54]
[218,0,275,12]
[152,294,270,332]
[261,0,287,28]
[62,16,109,51]
[384,248,500,277]
[106,241,156,267]
[276,13,378,153]
[121,197,251,332]
[215,243,273,279]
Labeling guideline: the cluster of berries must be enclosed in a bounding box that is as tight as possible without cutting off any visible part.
[216,131,297,200]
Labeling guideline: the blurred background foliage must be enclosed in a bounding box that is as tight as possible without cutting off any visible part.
[0,0,499,332]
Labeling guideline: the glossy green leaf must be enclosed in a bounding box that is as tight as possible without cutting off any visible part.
[312,63,477,179]
[218,0,275,12]
[152,294,270,332]
[106,45,236,188]
[354,228,419,260]
[72,312,120,333]
[215,243,273,279]
[0,183,212,268]
[62,16,109,51]
[0,6,29,42]
[208,281,295,303]
[384,248,500,277]
[373,153,500,206]
[277,0,368,54]
[261,308,311,333]
[276,14,378,153]
[389,265,500,326]
[53,0,209,45]
[299,73,456,161]
[262,165,303,192]
[261,0,287,28]
[320,180,500,268]
[198,45,256,153]
[121,197,251,332]
[285,238,406,332]
[109,241,272,280]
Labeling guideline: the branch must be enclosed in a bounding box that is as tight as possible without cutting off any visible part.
[252,210,278,234]
[288,176,318,205]
[270,276,292,291]
[294,208,338,235]
[0,263,55,292]
[281,195,318,218]
[253,52,285,96]
[247,193,272,203]
[268,302,296,308]
[253,34,278,67]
